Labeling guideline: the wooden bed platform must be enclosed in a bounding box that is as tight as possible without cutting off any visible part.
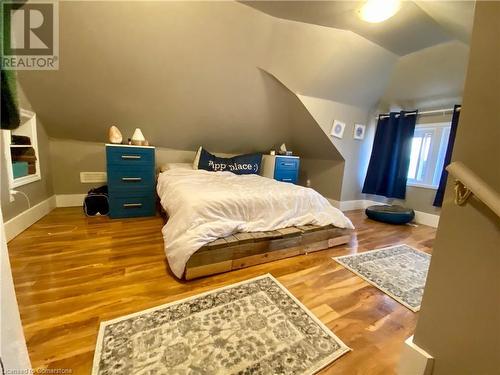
[185,224,352,280]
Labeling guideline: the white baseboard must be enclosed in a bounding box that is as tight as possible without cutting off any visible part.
[327,199,381,211]
[4,194,85,241]
[328,199,439,228]
[398,336,434,375]
[413,210,440,228]
[327,199,341,209]
[341,199,383,211]
[4,195,57,242]
[55,194,86,207]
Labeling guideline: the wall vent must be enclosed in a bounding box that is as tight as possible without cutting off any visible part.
[80,172,107,183]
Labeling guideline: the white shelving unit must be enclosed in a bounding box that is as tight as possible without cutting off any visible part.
[2,109,41,188]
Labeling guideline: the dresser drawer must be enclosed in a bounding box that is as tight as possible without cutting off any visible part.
[275,157,299,172]
[275,170,298,184]
[108,193,155,218]
[106,146,155,166]
[107,166,155,192]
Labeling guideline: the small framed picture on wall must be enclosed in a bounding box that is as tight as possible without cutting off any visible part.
[354,124,366,140]
[330,120,346,139]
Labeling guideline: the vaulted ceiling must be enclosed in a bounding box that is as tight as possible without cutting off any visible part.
[18,1,369,158]
[16,1,471,157]
[241,1,474,55]
[17,1,396,146]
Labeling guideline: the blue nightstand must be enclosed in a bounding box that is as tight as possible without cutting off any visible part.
[261,155,300,184]
[106,144,156,218]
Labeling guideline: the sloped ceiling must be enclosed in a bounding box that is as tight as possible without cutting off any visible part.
[18,2,287,154]
[415,1,475,43]
[382,41,469,108]
[263,16,397,107]
[19,2,274,151]
[17,1,395,156]
[261,70,343,161]
[16,0,471,161]
[241,1,462,56]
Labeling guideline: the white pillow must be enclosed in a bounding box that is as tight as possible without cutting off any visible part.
[192,146,202,170]
[160,163,193,172]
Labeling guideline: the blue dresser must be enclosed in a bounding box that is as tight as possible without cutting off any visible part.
[261,155,300,184]
[106,144,156,218]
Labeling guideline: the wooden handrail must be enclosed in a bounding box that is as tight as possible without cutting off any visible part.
[446,161,500,218]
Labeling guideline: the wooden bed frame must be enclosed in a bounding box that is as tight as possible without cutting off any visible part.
[184,224,352,280]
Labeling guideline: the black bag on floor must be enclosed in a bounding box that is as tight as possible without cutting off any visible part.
[84,186,109,216]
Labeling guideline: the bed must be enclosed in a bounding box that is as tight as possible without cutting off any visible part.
[157,168,354,279]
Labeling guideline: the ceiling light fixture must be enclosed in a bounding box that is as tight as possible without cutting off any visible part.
[359,0,401,23]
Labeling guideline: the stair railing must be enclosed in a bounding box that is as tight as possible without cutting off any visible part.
[446,161,500,218]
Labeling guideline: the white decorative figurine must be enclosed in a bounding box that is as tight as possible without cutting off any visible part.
[108,125,123,144]
[131,128,146,145]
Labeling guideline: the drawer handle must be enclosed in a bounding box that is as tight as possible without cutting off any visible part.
[282,178,293,182]
[122,177,142,182]
[123,203,143,208]
[121,155,141,160]
[281,163,295,167]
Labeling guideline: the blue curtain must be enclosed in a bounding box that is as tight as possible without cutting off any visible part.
[433,105,461,207]
[362,110,418,199]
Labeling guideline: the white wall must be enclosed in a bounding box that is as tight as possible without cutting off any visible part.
[297,95,375,201]
[0,209,31,371]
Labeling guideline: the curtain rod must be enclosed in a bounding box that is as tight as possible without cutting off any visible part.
[377,106,461,119]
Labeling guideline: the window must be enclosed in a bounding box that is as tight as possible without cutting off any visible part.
[407,122,450,189]
[2,109,41,188]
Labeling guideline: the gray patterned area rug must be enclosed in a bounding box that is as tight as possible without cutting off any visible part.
[92,274,350,375]
[333,244,431,312]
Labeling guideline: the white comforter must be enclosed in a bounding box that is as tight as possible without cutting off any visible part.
[157,169,354,278]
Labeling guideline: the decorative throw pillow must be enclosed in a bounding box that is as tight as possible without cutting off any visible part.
[197,148,262,175]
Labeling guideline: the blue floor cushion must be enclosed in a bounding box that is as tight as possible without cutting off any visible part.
[365,205,415,225]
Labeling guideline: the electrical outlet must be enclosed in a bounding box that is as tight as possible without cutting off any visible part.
[80,172,107,183]
[306,179,312,187]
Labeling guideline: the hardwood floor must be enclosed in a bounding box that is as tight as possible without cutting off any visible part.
[7,208,435,374]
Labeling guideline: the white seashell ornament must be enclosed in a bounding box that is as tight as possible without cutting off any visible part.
[108,125,123,144]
